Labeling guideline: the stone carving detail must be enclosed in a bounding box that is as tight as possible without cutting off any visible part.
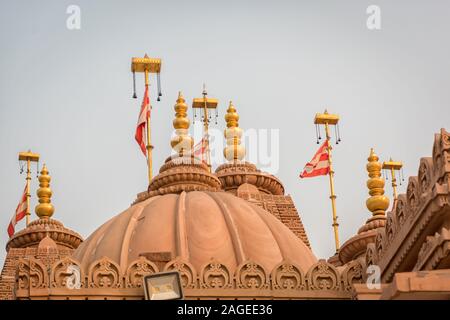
[306,260,340,290]
[235,261,268,289]
[395,195,407,225]
[164,258,197,289]
[342,260,364,291]
[418,158,433,195]
[365,243,378,268]
[125,257,159,288]
[17,258,48,290]
[271,261,305,290]
[88,257,121,288]
[385,213,396,242]
[50,257,84,289]
[200,260,232,289]
[414,227,450,271]
[406,177,420,214]
[375,229,386,258]
[432,129,450,178]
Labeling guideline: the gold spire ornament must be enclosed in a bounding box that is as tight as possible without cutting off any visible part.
[366,149,390,218]
[131,54,162,185]
[192,84,219,171]
[224,101,245,162]
[171,92,194,155]
[382,158,404,203]
[35,164,55,219]
[313,109,341,252]
[18,150,40,225]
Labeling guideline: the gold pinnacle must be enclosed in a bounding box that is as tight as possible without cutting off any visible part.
[35,164,55,219]
[170,92,193,156]
[224,101,245,162]
[366,149,389,217]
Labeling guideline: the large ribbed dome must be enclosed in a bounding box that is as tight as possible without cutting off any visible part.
[73,191,316,273]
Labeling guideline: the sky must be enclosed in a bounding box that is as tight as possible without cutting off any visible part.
[1,0,449,266]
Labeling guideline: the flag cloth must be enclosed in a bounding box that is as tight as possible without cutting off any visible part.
[193,135,208,165]
[300,140,330,178]
[135,85,150,156]
[7,185,28,238]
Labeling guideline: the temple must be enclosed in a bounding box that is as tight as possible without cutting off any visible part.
[1,74,449,300]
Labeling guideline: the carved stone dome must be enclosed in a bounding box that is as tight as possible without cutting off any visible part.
[73,191,317,274]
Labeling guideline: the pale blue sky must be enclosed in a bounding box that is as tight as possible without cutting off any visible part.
[1,0,450,265]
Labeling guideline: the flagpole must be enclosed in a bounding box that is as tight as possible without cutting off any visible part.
[131,54,162,186]
[202,89,211,172]
[25,158,31,226]
[18,150,39,226]
[324,122,340,252]
[145,69,153,183]
[314,110,341,253]
[192,85,219,173]
[382,158,403,207]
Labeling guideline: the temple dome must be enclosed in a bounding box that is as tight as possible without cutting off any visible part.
[73,191,316,274]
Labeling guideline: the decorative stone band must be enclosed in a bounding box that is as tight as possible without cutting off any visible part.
[15,256,364,300]
[215,162,285,196]
[6,218,83,251]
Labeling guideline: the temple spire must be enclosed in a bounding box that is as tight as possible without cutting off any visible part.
[366,148,389,218]
[35,164,55,219]
[171,92,193,156]
[224,101,245,162]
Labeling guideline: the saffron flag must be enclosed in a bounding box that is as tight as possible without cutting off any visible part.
[7,185,28,238]
[193,135,208,165]
[135,85,150,156]
[300,140,330,178]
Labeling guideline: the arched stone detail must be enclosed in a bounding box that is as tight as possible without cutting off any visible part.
[418,158,434,195]
[375,229,386,257]
[270,261,305,290]
[199,259,232,289]
[385,212,396,242]
[406,177,420,214]
[17,258,48,290]
[432,129,450,180]
[164,258,197,289]
[50,257,84,289]
[125,256,159,288]
[88,257,122,288]
[235,261,268,289]
[395,195,408,226]
[342,260,364,291]
[365,243,378,268]
[17,259,30,290]
[306,260,340,291]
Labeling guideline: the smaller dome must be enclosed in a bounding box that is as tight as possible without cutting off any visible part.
[6,218,83,251]
[215,161,284,195]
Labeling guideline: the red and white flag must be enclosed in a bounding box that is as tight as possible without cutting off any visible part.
[193,135,208,165]
[7,185,28,238]
[135,85,150,156]
[300,140,330,178]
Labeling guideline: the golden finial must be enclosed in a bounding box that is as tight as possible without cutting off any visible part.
[170,91,193,155]
[224,101,245,162]
[366,148,389,217]
[35,164,54,219]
